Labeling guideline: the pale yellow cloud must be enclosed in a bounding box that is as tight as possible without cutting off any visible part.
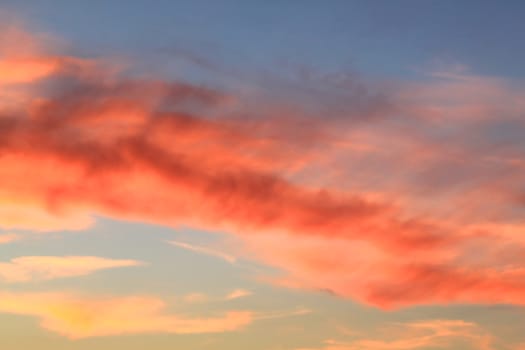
[0,290,253,339]
[0,256,143,283]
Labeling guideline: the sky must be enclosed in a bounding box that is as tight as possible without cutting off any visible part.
[0,1,525,349]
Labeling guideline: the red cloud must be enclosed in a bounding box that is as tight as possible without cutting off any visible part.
[3,26,525,309]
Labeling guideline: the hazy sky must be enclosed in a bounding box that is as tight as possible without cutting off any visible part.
[1,1,525,350]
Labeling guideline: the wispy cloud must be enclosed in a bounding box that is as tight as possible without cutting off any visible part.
[225,289,252,300]
[168,240,237,264]
[297,319,495,350]
[0,256,144,283]
[0,290,252,339]
[0,233,21,245]
[183,292,209,304]
[183,289,253,304]
[255,307,312,321]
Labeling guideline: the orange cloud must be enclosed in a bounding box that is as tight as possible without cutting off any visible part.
[0,256,143,283]
[0,290,252,339]
[3,25,525,309]
[0,196,92,232]
[0,57,58,85]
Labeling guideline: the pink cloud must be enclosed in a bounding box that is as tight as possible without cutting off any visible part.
[2,25,525,309]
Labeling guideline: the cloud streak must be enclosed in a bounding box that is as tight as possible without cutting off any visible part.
[0,256,143,283]
[225,289,252,300]
[169,240,237,264]
[297,320,494,350]
[0,233,20,244]
[182,289,252,304]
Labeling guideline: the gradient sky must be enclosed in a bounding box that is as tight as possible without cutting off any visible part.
[1,1,525,350]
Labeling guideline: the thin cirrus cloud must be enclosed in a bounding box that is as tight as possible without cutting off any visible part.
[0,233,20,244]
[226,289,252,300]
[297,319,495,350]
[168,240,237,264]
[0,256,144,283]
[0,290,252,339]
[183,289,252,304]
[2,23,525,309]
[254,307,312,321]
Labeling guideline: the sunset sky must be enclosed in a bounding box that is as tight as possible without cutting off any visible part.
[1,1,525,349]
